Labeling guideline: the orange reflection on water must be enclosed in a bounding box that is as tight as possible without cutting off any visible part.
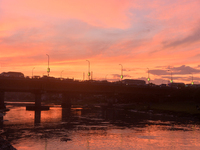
[40,107,62,123]
[13,126,200,150]
[69,125,200,150]
[4,106,35,124]
[3,105,200,150]
[3,106,64,125]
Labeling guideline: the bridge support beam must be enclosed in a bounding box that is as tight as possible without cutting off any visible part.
[105,93,118,107]
[62,108,71,122]
[34,110,41,124]
[35,92,42,108]
[61,93,71,108]
[0,91,5,109]
[27,91,49,110]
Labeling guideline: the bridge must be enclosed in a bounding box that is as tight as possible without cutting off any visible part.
[0,77,197,110]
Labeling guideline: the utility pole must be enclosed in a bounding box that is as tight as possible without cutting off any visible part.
[46,54,50,76]
[119,64,123,81]
[147,68,150,84]
[32,67,35,78]
[86,60,90,80]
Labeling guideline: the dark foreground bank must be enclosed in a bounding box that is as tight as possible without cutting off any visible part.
[0,136,16,150]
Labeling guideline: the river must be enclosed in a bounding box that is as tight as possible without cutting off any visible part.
[1,102,200,150]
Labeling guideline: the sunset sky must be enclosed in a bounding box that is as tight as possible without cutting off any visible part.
[0,0,200,84]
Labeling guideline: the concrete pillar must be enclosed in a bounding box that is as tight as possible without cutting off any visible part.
[35,91,41,108]
[62,108,71,122]
[106,94,114,107]
[34,110,41,124]
[61,92,71,108]
[0,91,5,109]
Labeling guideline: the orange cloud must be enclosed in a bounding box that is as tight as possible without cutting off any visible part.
[2,0,133,29]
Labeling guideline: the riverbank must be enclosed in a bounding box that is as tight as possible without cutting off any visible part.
[150,101,200,114]
[107,101,200,122]
[149,101,200,122]
[0,136,16,150]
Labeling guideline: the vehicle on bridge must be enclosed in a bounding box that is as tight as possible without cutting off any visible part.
[168,82,185,89]
[122,79,146,86]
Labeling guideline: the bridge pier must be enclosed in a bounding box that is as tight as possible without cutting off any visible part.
[105,93,119,107]
[0,91,5,109]
[35,92,42,108]
[27,91,49,110]
[61,93,71,108]
[34,110,41,124]
[62,108,71,122]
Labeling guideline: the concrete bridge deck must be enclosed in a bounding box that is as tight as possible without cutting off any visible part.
[0,77,198,109]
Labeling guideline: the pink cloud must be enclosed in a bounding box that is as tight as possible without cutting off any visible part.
[1,0,134,29]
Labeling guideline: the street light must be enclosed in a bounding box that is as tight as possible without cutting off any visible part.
[191,73,194,85]
[46,54,50,76]
[32,67,35,78]
[83,72,85,81]
[86,60,90,80]
[60,70,64,78]
[147,68,150,84]
[168,70,173,83]
[105,74,108,80]
[119,64,123,80]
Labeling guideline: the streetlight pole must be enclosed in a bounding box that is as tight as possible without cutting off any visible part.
[46,54,50,76]
[60,70,64,79]
[170,70,173,83]
[32,67,35,78]
[86,60,90,80]
[147,68,150,84]
[105,74,108,80]
[83,72,85,81]
[119,64,123,81]
[168,70,173,83]
[191,73,194,85]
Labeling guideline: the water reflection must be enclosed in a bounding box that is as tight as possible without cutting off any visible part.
[1,104,200,150]
[34,110,41,124]
[62,108,71,122]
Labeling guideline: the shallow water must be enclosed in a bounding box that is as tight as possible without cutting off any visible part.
[1,103,200,150]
